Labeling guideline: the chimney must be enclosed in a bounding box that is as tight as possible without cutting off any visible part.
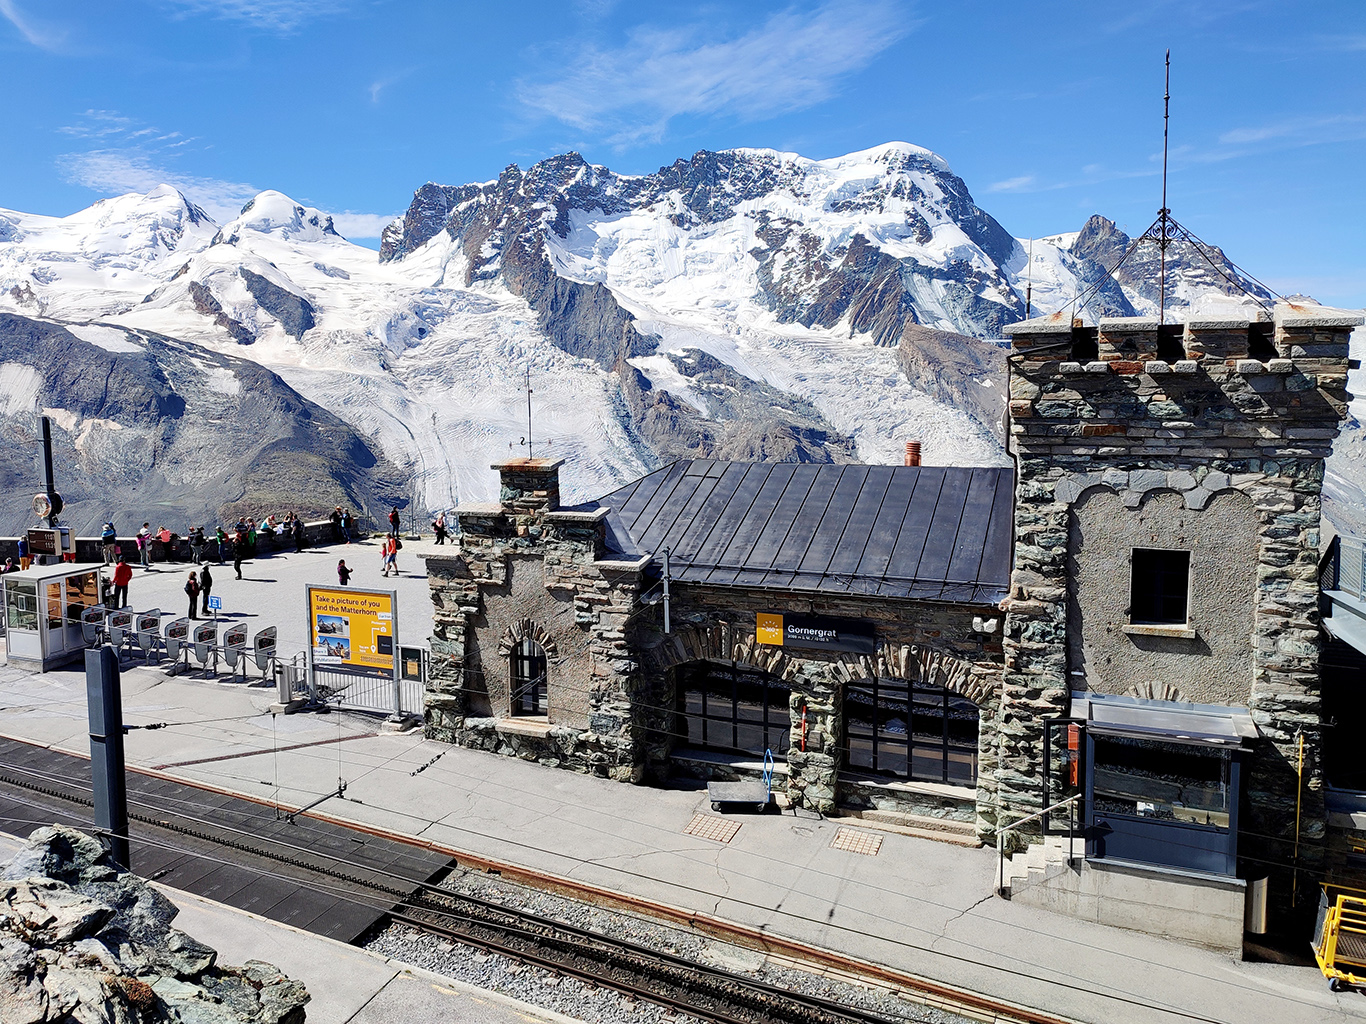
[904,441,922,467]
[492,458,563,515]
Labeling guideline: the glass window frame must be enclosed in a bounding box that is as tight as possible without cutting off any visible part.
[510,636,547,716]
[1129,547,1192,626]
[5,581,38,632]
[844,676,979,786]
[677,661,791,759]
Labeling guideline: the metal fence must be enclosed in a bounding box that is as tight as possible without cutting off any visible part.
[1339,536,1366,601]
[309,663,424,717]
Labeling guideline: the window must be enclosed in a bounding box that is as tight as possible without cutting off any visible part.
[845,679,979,785]
[5,582,38,632]
[677,661,790,758]
[1130,548,1190,625]
[510,637,547,716]
[1091,735,1231,829]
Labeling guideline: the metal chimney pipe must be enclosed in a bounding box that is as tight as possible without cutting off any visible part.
[904,441,922,467]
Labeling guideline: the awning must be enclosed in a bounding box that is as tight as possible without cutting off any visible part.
[1071,692,1258,748]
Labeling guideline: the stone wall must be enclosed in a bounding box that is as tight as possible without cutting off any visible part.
[1001,305,1361,920]
[424,459,653,782]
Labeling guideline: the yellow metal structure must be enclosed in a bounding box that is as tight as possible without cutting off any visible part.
[1314,892,1366,991]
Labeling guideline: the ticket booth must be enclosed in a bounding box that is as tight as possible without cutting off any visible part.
[2,563,104,671]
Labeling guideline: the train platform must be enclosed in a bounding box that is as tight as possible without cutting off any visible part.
[0,829,582,1024]
[0,541,1358,1024]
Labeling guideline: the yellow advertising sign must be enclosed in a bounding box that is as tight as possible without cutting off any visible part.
[756,612,784,646]
[308,586,395,672]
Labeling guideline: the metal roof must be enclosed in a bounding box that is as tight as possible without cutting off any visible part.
[595,461,1013,605]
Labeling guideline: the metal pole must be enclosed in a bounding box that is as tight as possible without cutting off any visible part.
[86,645,129,868]
[662,547,672,635]
[1158,49,1170,329]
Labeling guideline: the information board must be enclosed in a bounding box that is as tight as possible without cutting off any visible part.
[755,612,876,654]
[307,585,398,675]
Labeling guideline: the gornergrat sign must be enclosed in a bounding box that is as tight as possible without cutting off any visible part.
[755,612,875,654]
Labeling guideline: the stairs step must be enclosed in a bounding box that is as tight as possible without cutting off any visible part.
[840,808,978,836]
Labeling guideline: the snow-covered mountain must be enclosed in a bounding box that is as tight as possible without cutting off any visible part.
[0,142,1345,533]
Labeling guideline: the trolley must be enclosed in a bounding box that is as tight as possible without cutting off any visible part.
[707,749,774,813]
[1313,891,1366,991]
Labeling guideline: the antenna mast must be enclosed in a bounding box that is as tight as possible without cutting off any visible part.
[1025,237,1034,318]
[524,365,534,459]
[1158,49,1171,328]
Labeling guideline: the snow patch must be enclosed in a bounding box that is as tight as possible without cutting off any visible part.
[66,323,145,353]
[0,363,42,416]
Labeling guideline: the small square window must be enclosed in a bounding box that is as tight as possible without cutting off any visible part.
[1130,548,1190,625]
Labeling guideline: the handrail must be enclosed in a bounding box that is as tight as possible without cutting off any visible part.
[996,794,1081,896]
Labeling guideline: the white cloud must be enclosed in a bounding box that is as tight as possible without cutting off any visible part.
[517,1,912,145]
[987,175,1035,193]
[0,0,67,51]
[160,0,348,31]
[331,212,399,238]
[58,149,258,221]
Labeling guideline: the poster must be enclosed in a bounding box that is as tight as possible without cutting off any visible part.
[307,586,396,673]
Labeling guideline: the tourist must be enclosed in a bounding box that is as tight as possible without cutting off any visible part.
[137,523,151,568]
[17,534,29,571]
[216,526,229,564]
[199,563,213,617]
[100,522,117,564]
[185,571,201,621]
[233,528,246,580]
[0,558,15,574]
[432,511,448,545]
[337,559,352,586]
[246,518,258,556]
[292,515,305,552]
[381,533,399,577]
[187,526,205,564]
[388,506,401,536]
[111,556,131,608]
[329,507,342,543]
[341,508,353,543]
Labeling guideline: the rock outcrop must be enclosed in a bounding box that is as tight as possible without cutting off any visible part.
[1,825,308,1024]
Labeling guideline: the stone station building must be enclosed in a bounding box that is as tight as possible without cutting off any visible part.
[420,300,1365,950]
[424,458,1013,837]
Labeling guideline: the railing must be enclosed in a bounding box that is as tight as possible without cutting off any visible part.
[995,794,1081,896]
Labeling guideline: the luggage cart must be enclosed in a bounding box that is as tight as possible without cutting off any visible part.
[1314,891,1366,991]
[707,749,774,813]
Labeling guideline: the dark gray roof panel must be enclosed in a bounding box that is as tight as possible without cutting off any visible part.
[595,460,1013,605]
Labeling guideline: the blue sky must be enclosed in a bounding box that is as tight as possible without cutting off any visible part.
[2,0,1363,306]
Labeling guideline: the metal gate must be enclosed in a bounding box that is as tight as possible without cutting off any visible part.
[310,647,425,717]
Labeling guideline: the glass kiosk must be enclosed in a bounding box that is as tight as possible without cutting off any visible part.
[2,563,104,671]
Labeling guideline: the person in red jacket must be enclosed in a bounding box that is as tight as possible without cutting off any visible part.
[111,557,132,608]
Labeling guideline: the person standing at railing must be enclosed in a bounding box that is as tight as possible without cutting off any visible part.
[17,535,29,571]
[216,526,229,565]
[136,524,151,569]
[185,572,201,621]
[111,556,131,608]
[199,563,213,617]
[388,506,401,536]
[100,522,117,564]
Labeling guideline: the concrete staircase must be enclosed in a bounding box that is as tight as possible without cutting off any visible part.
[834,808,982,848]
[999,834,1085,896]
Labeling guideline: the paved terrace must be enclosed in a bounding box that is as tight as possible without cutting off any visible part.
[0,541,1358,1024]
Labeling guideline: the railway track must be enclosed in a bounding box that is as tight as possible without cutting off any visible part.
[0,749,917,1024]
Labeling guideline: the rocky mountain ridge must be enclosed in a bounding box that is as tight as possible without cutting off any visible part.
[0,142,1351,530]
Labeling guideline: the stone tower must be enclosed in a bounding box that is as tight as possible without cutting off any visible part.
[997,305,1361,906]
